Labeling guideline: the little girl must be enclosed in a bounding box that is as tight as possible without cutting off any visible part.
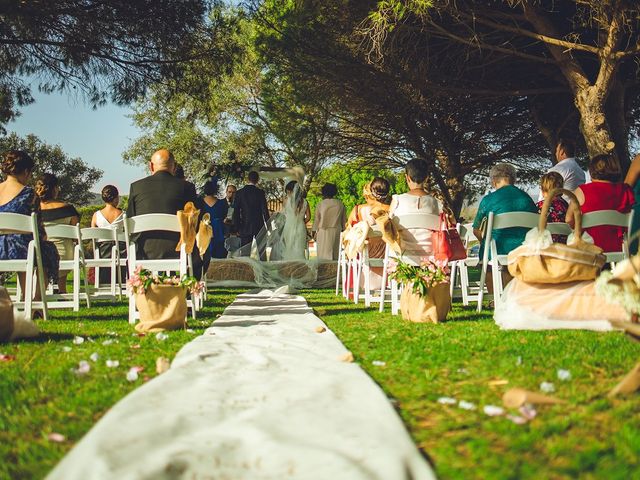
[536,172,568,244]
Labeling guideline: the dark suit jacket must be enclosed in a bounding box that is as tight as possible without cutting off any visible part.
[232,184,269,238]
[126,171,200,260]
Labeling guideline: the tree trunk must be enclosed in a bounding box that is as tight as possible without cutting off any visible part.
[606,79,631,173]
[574,87,617,162]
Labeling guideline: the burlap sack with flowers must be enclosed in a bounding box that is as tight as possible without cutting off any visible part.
[400,282,451,323]
[135,284,187,333]
[507,189,605,284]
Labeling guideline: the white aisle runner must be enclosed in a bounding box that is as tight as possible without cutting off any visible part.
[48,290,435,480]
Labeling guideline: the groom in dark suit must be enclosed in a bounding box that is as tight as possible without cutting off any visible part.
[232,171,269,257]
[126,149,205,276]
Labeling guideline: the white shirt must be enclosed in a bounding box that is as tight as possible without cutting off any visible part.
[548,157,586,193]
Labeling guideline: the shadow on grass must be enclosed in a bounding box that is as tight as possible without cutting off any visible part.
[15,332,76,343]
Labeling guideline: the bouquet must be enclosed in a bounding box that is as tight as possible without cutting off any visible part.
[388,257,450,297]
[127,266,204,297]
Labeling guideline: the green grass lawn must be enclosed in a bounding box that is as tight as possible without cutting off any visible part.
[1,288,640,479]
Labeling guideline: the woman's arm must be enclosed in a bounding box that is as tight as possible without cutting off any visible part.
[624,153,640,187]
[304,203,311,224]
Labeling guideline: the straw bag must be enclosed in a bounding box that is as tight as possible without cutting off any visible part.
[507,188,605,284]
[400,282,451,323]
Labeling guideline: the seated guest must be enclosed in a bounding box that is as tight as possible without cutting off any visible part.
[126,149,204,277]
[91,185,125,283]
[536,172,568,244]
[624,153,640,254]
[37,173,80,294]
[173,163,185,180]
[346,177,391,259]
[474,163,537,257]
[313,183,346,261]
[0,151,59,303]
[566,154,635,252]
[389,158,440,260]
[201,177,228,259]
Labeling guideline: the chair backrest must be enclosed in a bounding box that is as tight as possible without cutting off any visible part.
[581,210,632,230]
[491,211,539,230]
[124,213,180,239]
[392,213,441,231]
[44,223,82,243]
[0,212,36,235]
[80,227,117,242]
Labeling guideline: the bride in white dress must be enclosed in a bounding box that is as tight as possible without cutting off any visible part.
[277,181,310,261]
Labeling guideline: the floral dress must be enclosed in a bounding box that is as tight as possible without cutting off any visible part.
[536,197,569,244]
[0,186,60,282]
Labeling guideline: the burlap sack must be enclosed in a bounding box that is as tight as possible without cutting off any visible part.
[135,284,187,333]
[508,188,605,284]
[175,202,200,254]
[399,282,451,323]
[0,287,14,342]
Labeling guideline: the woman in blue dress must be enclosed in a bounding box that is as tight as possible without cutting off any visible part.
[0,150,60,302]
[202,177,229,259]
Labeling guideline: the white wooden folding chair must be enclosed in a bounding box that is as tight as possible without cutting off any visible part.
[378,213,441,314]
[124,214,197,324]
[476,212,573,311]
[81,226,122,299]
[353,226,384,307]
[335,231,350,298]
[449,223,479,305]
[44,224,91,311]
[0,212,49,320]
[581,210,633,263]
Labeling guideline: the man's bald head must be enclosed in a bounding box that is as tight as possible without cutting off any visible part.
[149,149,175,173]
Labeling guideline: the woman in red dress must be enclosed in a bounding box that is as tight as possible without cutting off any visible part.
[566,154,635,252]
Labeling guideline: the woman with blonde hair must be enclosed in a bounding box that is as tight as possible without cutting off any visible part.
[346,177,391,258]
[536,171,568,244]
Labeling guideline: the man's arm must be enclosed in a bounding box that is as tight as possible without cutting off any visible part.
[126,184,136,218]
[232,191,242,229]
[260,191,269,224]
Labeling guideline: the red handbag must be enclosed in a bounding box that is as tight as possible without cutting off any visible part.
[433,212,467,262]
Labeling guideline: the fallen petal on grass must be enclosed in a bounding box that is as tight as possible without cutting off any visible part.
[155,332,169,341]
[372,360,386,367]
[503,388,565,408]
[105,359,119,368]
[519,404,537,420]
[47,432,66,443]
[101,339,114,346]
[437,397,457,405]
[540,382,555,393]
[72,336,84,345]
[130,344,141,349]
[488,379,509,386]
[0,354,16,362]
[458,400,476,411]
[557,369,572,381]
[507,414,528,425]
[126,369,139,382]
[315,326,326,333]
[89,352,99,362]
[483,405,505,416]
[61,346,72,352]
[72,360,90,376]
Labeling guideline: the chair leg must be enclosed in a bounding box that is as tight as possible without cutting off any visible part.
[363,264,371,307]
[460,263,469,307]
[353,259,361,304]
[128,294,136,324]
[379,263,388,313]
[449,261,457,298]
[391,279,399,315]
[477,264,487,312]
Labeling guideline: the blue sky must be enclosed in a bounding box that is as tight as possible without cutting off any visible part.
[7,89,146,194]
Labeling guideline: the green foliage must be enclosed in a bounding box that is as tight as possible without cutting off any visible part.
[306,162,406,217]
[0,133,102,206]
[0,0,230,131]
[389,258,448,297]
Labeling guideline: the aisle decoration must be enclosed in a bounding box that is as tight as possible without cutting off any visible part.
[127,267,204,333]
[389,258,450,323]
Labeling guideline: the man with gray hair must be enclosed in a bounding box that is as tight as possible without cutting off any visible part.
[127,149,204,276]
[473,163,537,260]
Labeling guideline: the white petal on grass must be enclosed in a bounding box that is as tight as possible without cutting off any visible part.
[105,359,120,368]
[507,414,528,425]
[372,360,386,367]
[540,381,555,393]
[102,339,115,346]
[72,336,84,345]
[557,369,572,381]
[62,346,72,352]
[72,360,90,376]
[48,432,66,443]
[458,400,476,411]
[126,369,139,382]
[437,397,457,405]
[89,352,99,362]
[155,332,169,341]
[483,405,505,416]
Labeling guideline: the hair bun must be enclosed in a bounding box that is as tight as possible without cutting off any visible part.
[1,150,34,176]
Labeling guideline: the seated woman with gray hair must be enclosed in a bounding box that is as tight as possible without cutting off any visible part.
[473,163,537,261]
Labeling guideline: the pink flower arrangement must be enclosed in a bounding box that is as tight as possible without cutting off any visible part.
[389,256,450,297]
[127,266,204,296]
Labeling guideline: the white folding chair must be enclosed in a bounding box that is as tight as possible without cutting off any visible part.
[449,223,481,306]
[354,226,385,307]
[81,227,122,299]
[378,213,441,314]
[581,210,633,263]
[44,224,91,311]
[335,231,350,298]
[124,214,197,324]
[0,213,49,320]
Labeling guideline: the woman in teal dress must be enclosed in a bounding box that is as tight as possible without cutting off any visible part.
[473,163,537,259]
[625,153,640,254]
